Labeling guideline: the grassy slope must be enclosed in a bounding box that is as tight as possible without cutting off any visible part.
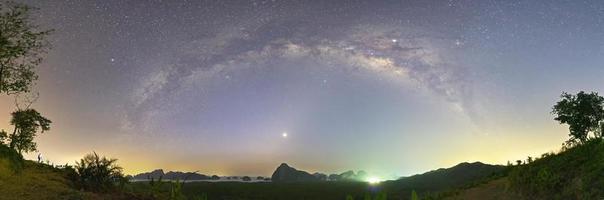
[444,138,604,200]
[0,146,140,200]
[440,178,519,200]
[0,160,96,200]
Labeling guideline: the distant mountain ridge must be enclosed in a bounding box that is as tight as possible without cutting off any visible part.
[131,169,210,180]
[270,163,373,182]
[391,162,505,191]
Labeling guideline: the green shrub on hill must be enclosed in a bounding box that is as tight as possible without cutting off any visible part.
[508,138,604,199]
[74,152,125,192]
[0,144,23,173]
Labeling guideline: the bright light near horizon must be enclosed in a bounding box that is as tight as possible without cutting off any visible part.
[367,176,381,184]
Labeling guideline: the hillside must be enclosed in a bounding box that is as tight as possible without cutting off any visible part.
[387,162,505,192]
[0,146,138,200]
[443,138,604,199]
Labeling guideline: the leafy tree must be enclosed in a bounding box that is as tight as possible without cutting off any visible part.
[74,152,125,192]
[5,108,51,154]
[552,91,604,144]
[0,2,52,95]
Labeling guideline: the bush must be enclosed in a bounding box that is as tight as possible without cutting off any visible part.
[0,144,24,172]
[74,152,125,192]
[508,138,604,199]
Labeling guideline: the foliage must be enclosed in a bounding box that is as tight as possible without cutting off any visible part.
[3,108,51,154]
[0,143,23,172]
[0,129,7,145]
[0,1,52,95]
[508,138,604,199]
[148,176,166,198]
[552,91,604,144]
[74,152,125,192]
[169,179,187,200]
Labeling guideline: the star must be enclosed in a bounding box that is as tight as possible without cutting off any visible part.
[455,39,462,46]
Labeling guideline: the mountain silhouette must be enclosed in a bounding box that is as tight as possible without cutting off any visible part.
[391,162,505,190]
[132,169,210,180]
[271,163,318,182]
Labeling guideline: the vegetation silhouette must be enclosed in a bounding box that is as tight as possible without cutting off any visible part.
[0,1,52,95]
[5,108,51,154]
[0,1,53,156]
[552,91,604,145]
[74,152,125,192]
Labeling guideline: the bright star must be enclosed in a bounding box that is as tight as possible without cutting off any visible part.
[282,132,288,138]
[455,39,462,46]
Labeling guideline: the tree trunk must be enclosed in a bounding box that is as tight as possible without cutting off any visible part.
[9,125,17,150]
[0,65,4,93]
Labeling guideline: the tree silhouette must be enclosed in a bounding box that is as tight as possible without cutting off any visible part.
[0,2,52,95]
[552,91,604,144]
[6,108,51,154]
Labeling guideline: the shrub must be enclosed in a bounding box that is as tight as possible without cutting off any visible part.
[169,179,186,200]
[0,144,23,172]
[74,152,125,192]
[508,138,604,199]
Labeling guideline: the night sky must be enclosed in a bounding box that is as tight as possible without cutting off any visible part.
[2,0,604,177]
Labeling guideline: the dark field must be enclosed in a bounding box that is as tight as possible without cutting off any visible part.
[129,181,418,200]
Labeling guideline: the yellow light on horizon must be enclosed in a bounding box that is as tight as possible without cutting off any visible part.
[367,176,381,184]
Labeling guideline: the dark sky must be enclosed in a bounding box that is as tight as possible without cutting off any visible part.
[2,0,604,177]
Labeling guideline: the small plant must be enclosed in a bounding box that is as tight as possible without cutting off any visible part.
[148,176,165,198]
[74,152,124,192]
[170,179,186,200]
[411,190,419,200]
